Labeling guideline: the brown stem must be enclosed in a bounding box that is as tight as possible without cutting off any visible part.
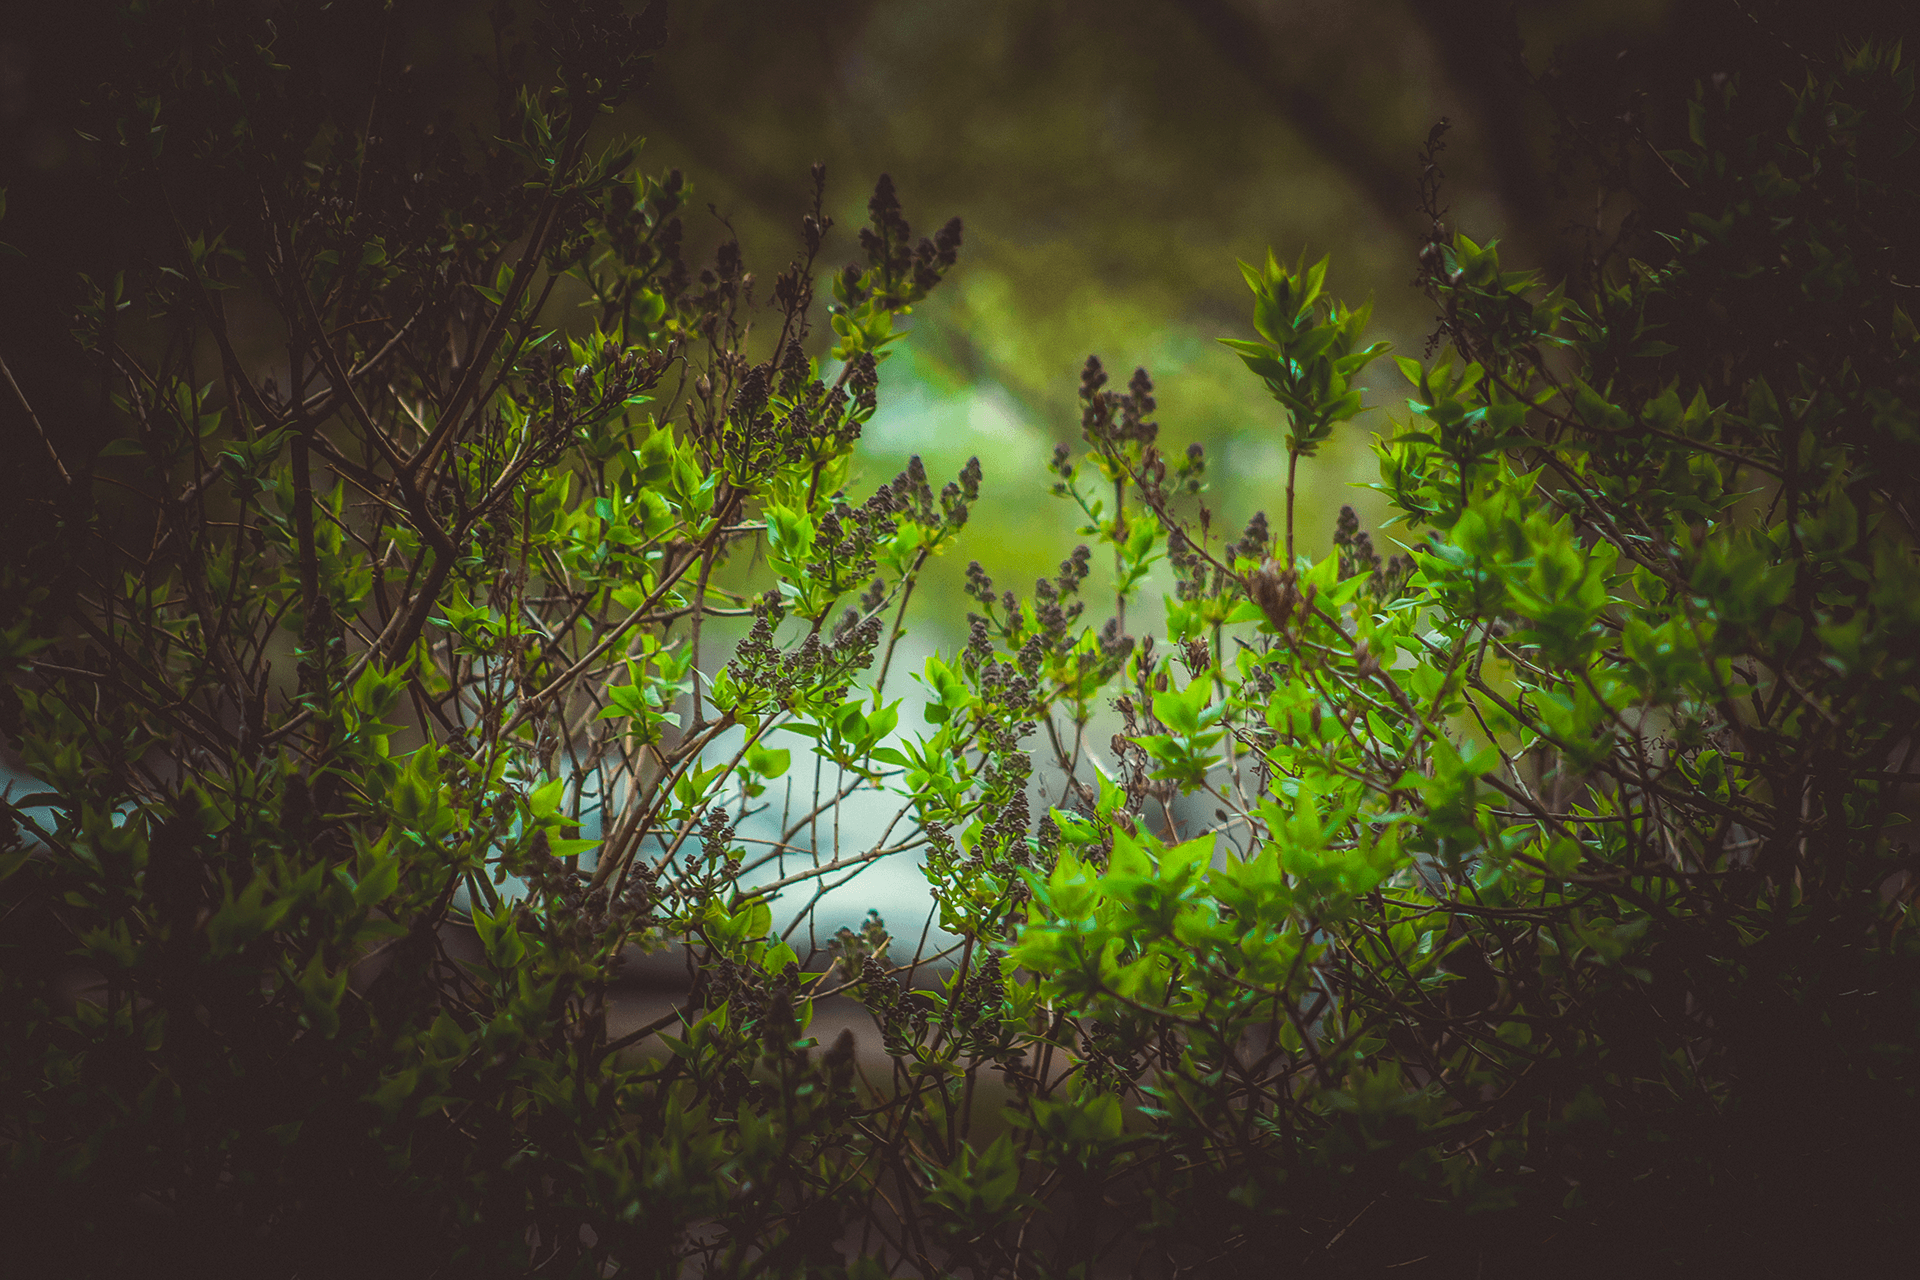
[1285,446,1299,566]
[0,355,72,486]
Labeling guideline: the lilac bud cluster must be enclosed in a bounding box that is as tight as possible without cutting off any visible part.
[1333,504,1415,600]
[827,909,890,983]
[1233,510,1272,562]
[954,953,1007,1060]
[1077,356,1160,452]
[525,837,659,967]
[857,954,932,1057]
[847,174,964,311]
[725,598,882,710]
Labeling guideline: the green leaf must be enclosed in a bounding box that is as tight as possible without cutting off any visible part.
[745,740,791,780]
[529,776,566,819]
[354,852,401,908]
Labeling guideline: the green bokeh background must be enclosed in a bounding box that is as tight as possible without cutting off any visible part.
[605,0,1671,625]
[0,0,1682,634]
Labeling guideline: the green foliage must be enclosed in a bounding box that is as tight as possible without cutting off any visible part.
[3,6,1918,1277]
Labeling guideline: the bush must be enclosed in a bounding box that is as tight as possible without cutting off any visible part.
[3,4,1916,1276]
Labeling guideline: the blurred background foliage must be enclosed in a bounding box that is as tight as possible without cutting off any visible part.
[607,0,1675,611]
[2,0,1909,627]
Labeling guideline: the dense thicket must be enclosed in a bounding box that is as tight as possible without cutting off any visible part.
[2,3,1916,1277]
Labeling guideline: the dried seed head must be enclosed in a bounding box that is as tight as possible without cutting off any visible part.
[1248,559,1299,631]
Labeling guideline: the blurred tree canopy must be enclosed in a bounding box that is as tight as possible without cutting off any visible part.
[585,0,1911,591]
[11,0,1910,616]
[610,0,1670,587]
